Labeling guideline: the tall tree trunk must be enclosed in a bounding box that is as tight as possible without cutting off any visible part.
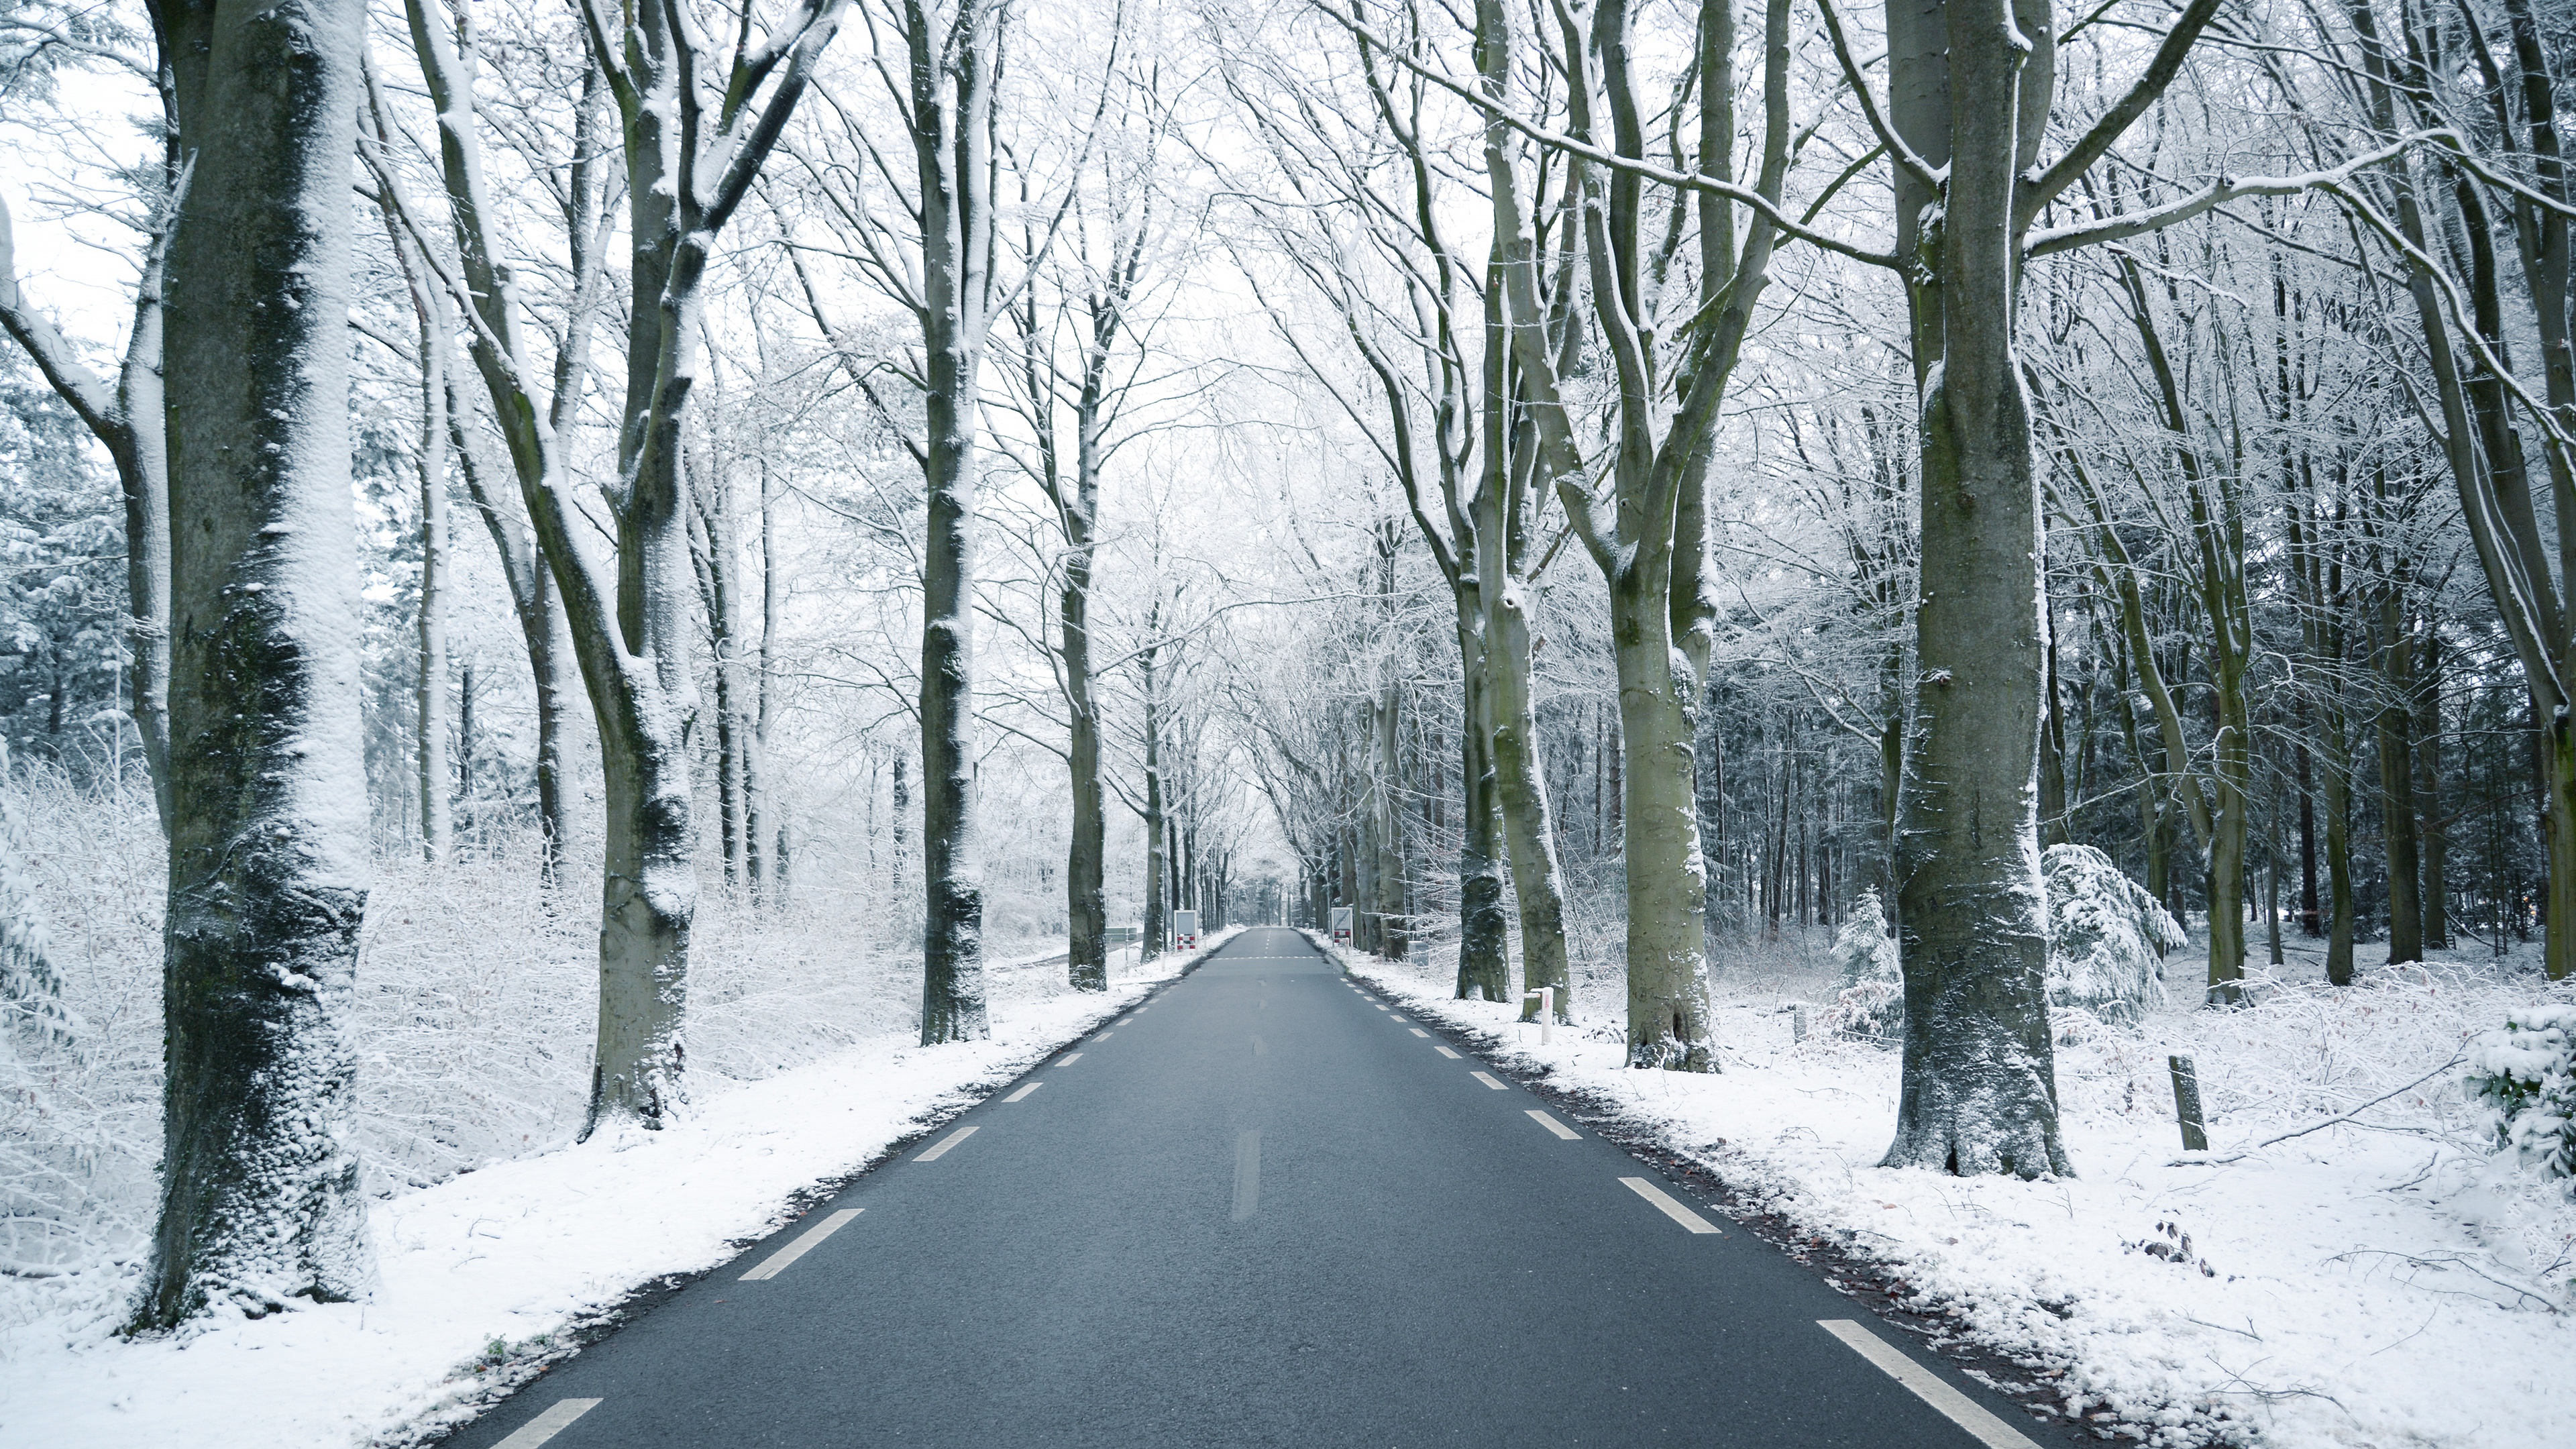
[2417,627,2447,949]
[407,237,453,865]
[1456,653,1511,1000]
[1142,641,1167,962]
[1882,0,2070,1177]
[1370,675,1411,959]
[747,456,778,898]
[135,0,372,1327]
[911,0,999,1044]
[1063,545,1106,987]
[2322,698,2357,985]
[2377,582,2423,963]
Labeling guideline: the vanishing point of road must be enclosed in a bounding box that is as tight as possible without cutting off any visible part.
[441,927,2069,1448]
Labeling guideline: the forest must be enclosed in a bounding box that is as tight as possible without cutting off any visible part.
[3,0,2575,1445]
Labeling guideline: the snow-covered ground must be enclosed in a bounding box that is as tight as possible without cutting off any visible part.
[1338,934,2576,1449]
[0,931,1235,1449]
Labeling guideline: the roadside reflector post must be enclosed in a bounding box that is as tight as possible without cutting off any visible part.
[1522,986,1554,1043]
[2168,1054,2209,1151]
[1792,1006,1809,1044]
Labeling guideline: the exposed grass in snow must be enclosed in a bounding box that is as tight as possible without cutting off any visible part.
[1340,931,2576,1449]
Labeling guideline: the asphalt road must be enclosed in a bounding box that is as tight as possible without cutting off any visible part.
[445,927,2065,1448]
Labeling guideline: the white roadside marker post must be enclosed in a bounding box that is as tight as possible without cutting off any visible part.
[1522,986,1555,1044]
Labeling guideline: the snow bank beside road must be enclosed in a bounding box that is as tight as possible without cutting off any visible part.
[1,931,1234,1449]
[1338,941,2576,1449]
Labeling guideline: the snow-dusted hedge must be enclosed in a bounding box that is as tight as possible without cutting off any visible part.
[2467,1005,2576,1181]
[1819,850,2182,1044]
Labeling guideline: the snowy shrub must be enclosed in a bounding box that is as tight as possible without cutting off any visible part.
[2041,844,2182,1026]
[2466,1005,2576,1180]
[1821,888,1903,1042]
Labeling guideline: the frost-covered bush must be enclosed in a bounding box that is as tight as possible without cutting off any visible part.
[1821,888,1903,1042]
[2041,844,2183,1025]
[2467,1005,2576,1180]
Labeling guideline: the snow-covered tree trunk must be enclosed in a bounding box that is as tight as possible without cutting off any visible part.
[133,0,373,1328]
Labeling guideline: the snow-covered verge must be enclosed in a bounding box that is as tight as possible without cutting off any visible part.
[1,884,1237,1448]
[1336,936,2576,1449]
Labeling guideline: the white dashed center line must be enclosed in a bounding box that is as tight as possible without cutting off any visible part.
[1060,1053,1082,1065]
[1619,1176,1721,1234]
[1525,1110,1580,1140]
[915,1124,979,1162]
[1003,1082,1043,1103]
[1470,1071,1508,1090]
[1432,1044,1461,1059]
[741,1208,863,1281]
[492,1398,602,1448]
[1408,1028,1429,1038]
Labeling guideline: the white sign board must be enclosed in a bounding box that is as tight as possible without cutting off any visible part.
[1173,910,1199,949]
[1330,906,1353,942]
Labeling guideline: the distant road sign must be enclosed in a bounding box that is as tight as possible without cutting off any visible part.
[1330,906,1352,943]
[1174,910,1199,950]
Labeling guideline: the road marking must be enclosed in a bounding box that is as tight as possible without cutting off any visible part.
[1122,1016,1138,1024]
[1374,1005,1389,1012]
[1432,1044,1461,1059]
[1525,1110,1580,1140]
[1819,1320,2043,1448]
[1408,1028,1430,1038]
[1232,1130,1261,1221]
[1252,1034,1267,1056]
[1003,1082,1043,1103]
[1390,1015,1409,1022]
[1060,1053,1082,1064]
[492,1399,602,1448]
[915,1124,979,1162]
[1095,1032,1114,1040]
[1470,1071,1509,1090]
[1619,1177,1721,1234]
[740,1208,863,1281]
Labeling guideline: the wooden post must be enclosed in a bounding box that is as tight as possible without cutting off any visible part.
[2168,1054,2210,1151]
[1792,1006,1809,1043]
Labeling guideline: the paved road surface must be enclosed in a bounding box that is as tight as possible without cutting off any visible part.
[443,927,2066,1448]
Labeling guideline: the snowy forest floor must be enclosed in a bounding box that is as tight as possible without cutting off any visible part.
[1336,930,2576,1449]
[1,807,1240,1449]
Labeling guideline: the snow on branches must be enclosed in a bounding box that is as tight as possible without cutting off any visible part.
[1822,849,2183,1044]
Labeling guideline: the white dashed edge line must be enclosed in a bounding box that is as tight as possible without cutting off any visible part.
[1619,1176,1721,1234]
[492,1398,602,1448]
[740,1208,863,1281]
[1817,1320,2043,1448]
[915,1124,979,1162]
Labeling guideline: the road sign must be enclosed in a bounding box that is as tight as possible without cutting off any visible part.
[1174,910,1199,950]
[1330,906,1352,943]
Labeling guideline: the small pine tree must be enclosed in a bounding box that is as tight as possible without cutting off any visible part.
[2467,1005,2576,1181]
[1822,887,1903,1042]
[2041,844,2184,1026]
